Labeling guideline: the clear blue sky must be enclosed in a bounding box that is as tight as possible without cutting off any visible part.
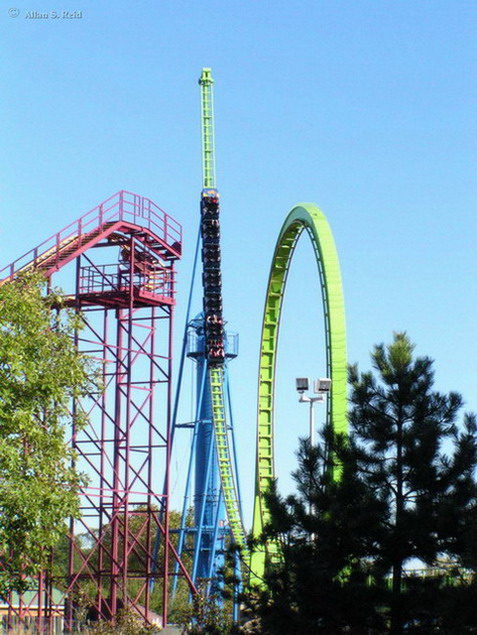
[2,1,476,525]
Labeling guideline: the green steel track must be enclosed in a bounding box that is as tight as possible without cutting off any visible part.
[209,367,247,548]
[249,203,347,584]
[196,68,248,557]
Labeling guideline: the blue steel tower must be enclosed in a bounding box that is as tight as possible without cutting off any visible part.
[186,319,238,581]
[170,69,245,593]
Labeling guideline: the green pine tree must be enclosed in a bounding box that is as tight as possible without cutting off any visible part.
[243,333,477,634]
[348,332,477,633]
[243,431,388,634]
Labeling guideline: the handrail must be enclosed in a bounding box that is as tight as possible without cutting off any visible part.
[0,190,182,280]
[79,264,176,298]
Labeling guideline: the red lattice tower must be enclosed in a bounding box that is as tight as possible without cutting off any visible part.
[0,191,195,632]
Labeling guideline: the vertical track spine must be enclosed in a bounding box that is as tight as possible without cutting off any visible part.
[198,68,246,552]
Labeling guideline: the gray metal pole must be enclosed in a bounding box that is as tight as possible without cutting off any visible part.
[310,399,315,447]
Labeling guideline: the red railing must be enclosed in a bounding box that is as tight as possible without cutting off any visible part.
[79,264,176,300]
[0,191,182,280]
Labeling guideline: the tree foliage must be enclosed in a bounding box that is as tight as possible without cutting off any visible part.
[243,434,388,634]
[349,332,477,632]
[179,584,236,635]
[53,506,195,625]
[0,274,96,596]
[243,333,477,633]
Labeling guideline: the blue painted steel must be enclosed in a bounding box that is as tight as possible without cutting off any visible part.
[151,226,202,588]
[171,358,207,594]
[187,318,239,581]
[190,321,224,579]
[169,313,240,593]
[168,68,244,603]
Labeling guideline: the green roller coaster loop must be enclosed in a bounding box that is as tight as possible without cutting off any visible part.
[249,203,347,584]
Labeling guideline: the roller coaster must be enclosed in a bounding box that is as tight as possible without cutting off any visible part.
[162,69,246,596]
[249,203,347,583]
[0,69,347,630]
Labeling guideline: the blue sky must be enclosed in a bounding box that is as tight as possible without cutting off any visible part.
[2,1,476,525]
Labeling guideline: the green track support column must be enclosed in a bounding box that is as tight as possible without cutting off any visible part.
[249,204,347,585]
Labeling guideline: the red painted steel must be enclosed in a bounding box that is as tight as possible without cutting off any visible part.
[0,190,182,283]
[1,192,195,633]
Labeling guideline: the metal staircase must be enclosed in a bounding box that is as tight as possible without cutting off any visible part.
[0,190,181,282]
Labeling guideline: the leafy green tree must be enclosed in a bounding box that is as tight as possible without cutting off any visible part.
[178,582,236,635]
[84,607,160,633]
[348,332,477,633]
[0,274,96,597]
[56,506,194,622]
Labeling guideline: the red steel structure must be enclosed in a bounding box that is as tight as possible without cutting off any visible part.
[0,191,195,631]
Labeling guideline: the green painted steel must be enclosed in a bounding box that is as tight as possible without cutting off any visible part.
[249,204,347,584]
[209,366,247,548]
[198,68,247,552]
[199,68,216,189]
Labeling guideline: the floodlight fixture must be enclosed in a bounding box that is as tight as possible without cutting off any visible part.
[314,378,332,394]
[295,377,309,393]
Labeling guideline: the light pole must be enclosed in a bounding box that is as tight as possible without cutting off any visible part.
[295,377,332,447]
[296,377,332,525]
